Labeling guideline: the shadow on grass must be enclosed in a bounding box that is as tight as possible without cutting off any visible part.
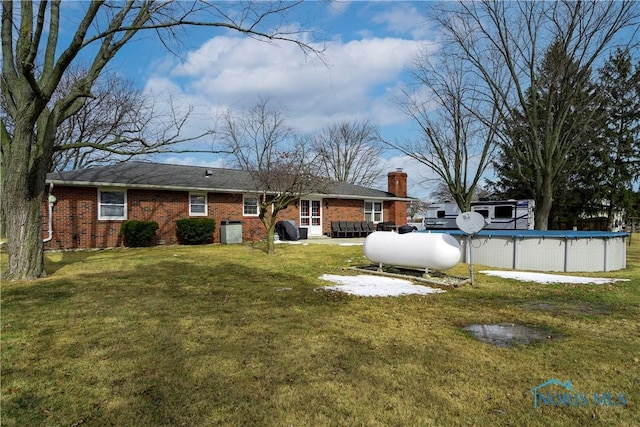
[43,249,98,275]
[7,258,455,425]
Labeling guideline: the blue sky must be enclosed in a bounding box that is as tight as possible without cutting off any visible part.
[26,1,640,200]
[99,1,442,199]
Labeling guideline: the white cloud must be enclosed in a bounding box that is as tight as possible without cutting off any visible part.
[160,156,229,168]
[142,6,444,193]
[371,4,433,39]
[142,77,221,152]
[147,33,426,134]
[144,76,182,94]
[326,1,351,16]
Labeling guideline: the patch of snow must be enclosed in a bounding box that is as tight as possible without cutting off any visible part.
[319,274,446,297]
[480,270,630,285]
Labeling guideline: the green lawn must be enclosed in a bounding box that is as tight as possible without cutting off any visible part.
[1,237,639,426]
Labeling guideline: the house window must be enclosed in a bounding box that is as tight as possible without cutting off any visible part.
[243,195,259,216]
[189,193,207,216]
[300,200,310,226]
[98,189,127,220]
[364,201,383,222]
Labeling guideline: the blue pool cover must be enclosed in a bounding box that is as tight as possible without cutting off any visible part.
[422,229,629,239]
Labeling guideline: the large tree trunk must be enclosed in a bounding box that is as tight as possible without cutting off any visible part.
[261,212,277,255]
[3,187,46,280]
[265,224,276,255]
[259,202,280,255]
[2,127,49,280]
[535,178,554,230]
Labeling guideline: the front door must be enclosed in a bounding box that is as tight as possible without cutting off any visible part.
[299,199,322,237]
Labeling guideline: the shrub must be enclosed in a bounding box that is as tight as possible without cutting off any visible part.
[120,220,159,247]
[176,218,216,245]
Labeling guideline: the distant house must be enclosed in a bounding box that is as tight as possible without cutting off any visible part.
[42,162,410,250]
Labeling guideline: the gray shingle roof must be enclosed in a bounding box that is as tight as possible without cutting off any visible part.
[46,161,403,200]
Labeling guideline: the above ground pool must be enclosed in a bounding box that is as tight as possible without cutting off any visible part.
[425,230,629,272]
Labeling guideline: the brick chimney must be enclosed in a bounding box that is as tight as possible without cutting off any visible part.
[387,168,407,197]
[387,168,408,226]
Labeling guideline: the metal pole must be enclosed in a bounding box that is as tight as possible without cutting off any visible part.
[469,235,475,286]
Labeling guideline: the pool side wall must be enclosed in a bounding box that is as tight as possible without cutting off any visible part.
[427,231,628,272]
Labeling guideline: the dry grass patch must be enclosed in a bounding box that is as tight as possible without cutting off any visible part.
[1,237,639,426]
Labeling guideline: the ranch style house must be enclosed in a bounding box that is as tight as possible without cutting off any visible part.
[42,162,410,250]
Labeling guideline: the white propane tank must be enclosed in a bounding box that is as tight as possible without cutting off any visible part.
[363,231,461,271]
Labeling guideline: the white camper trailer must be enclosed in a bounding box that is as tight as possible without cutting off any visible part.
[424,199,535,230]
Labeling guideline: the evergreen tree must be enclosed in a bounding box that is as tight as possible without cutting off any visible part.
[594,48,640,229]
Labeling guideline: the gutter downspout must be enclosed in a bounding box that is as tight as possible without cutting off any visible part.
[43,183,56,243]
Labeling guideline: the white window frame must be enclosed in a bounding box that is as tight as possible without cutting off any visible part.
[189,192,208,216]
[98,188,127,220]
[243,194,259,217]
[364,200,383,222]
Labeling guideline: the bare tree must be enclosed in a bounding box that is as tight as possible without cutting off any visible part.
[389,46,499,212]
[1,1,321,280]
[407,199,429,222]
[429,181,491,204]
[432,1,640,228]
[50,68,209,171]
[219,97,323,254]
[311,119,384,187]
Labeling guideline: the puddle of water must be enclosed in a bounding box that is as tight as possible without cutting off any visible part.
[462,323,560,347]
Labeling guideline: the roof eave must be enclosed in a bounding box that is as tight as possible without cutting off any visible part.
[46,179,252,194]
[316,193,413,202]
[46,179,410,201]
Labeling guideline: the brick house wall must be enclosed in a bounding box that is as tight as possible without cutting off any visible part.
[42,170,409,250]
[321,198,396,231]
[42,186,306,250]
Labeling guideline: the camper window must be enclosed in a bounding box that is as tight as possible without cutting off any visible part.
[437,210,446,218]
[475,209,489,218]
[494,205,513,218]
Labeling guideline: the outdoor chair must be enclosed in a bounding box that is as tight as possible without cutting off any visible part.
[337,221,348,237]
[344,221,356,237]
[362,221,374,236]
[332,221,346,238]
